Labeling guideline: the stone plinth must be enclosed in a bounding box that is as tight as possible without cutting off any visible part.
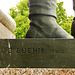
[0,39,75,68]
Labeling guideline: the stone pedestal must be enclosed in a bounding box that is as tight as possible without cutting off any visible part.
[0,39,75,68]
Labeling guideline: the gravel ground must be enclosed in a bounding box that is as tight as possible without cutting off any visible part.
[0,68,75,75]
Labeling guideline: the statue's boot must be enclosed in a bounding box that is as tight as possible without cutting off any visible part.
[26,0,73,38]
[71,17,75,38]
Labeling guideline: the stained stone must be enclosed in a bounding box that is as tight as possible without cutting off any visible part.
[0,10,16,32]
[0,23,16,39]
[0,39,75,68]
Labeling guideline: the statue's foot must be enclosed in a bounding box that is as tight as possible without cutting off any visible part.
[26,15,73,39]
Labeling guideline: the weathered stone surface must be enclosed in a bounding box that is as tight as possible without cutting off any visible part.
[0,39,75,68]
[0,10,16,32]
[0,23,16,39]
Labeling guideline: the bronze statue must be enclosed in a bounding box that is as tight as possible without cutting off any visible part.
[26,0,73,38]
[71,0,75,38]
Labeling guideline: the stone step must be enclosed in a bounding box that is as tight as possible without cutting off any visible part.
[0,23,16,39]
[0,10,16,32]
[0,39,75,68]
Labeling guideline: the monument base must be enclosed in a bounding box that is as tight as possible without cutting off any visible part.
[0,39,75,68]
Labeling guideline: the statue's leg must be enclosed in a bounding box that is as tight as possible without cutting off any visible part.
[71,0,75,38]
[26,0,73,38]
[71,18,75,38]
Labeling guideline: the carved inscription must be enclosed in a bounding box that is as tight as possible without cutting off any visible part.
[0,48,65,54]
[0,48,44,54]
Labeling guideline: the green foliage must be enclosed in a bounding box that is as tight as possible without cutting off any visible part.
[56,1,73,35]
[9,0,29,38]
[9,0,73,38]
